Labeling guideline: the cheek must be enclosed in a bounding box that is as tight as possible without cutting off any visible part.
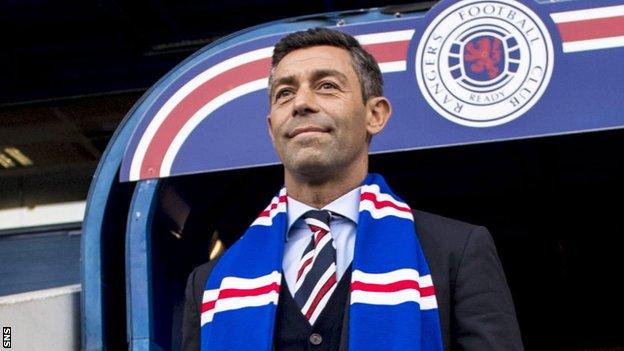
[269,113,287,137]
[341,108,368,139]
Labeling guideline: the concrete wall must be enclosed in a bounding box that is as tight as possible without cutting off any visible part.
[0,284,81,351]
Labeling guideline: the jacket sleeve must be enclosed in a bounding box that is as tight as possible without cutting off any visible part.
[452,226,524,351]
[181,267,201,351]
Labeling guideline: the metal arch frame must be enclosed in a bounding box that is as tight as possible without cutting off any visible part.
[125,179,161,351]
[81,97,144,351]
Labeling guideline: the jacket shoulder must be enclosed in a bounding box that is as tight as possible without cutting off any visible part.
[181,258,220,351]
[189,257,221,310]
[412,209,481,246]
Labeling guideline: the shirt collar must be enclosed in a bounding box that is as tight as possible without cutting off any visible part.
[286,186,360,235]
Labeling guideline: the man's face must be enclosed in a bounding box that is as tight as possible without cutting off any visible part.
[267,45,371,180]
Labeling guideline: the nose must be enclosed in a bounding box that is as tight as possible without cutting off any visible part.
[292,86,319,117]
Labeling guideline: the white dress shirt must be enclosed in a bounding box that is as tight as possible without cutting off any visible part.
[282,187,360,296]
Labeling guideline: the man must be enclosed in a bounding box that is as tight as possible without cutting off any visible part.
[182,28,523,350]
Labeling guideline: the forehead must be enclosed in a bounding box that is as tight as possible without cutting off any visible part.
[272,45,356,79]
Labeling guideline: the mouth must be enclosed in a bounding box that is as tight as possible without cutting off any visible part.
[288,126,330,138]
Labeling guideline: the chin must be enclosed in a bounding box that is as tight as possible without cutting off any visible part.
[286,157,336,182]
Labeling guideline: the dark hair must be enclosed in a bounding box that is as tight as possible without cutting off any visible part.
[269,27,383,102]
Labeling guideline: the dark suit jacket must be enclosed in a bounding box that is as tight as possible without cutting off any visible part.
[181,210,524,350]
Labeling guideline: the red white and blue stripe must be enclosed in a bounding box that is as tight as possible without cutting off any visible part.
[201,271,281,326]
[351,268,437,309]
[200,174,442,351]
[551,4,624,53]
[125,30,414,181]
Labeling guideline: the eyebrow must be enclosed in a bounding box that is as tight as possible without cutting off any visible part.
[309,69,349,85]
[270,69,349,98]
[271,76,297,97]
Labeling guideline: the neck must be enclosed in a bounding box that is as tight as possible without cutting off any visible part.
[284,159,368,209]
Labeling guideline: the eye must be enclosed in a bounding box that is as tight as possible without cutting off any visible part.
[319,81,338,90]
[275,88,293,102]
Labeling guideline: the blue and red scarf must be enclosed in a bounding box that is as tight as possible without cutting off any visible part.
[200,173,443,350]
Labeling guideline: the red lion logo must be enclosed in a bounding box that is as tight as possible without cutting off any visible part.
[464,37,503,79]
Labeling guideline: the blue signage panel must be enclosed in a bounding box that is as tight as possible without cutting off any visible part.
[120,0,624,182]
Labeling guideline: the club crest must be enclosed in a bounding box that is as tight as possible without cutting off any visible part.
[415,0,554,127]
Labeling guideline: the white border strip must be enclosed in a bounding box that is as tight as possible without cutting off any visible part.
[353,268,423,284]
[550,4,624,23]
[562,35,624,53]
[351,289,438,309]
[0,201,85,231]
[220,271,281,290]
[355,29,415,45]
[0,284,81,304]
[379,60,407,73]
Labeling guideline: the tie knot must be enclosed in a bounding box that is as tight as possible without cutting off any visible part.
[302,209,332,233]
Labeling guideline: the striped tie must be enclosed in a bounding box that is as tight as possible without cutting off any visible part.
[293,210,338,325]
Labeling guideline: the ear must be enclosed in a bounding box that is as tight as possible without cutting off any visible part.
[365,96,392,137]
[267,115,276,144]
